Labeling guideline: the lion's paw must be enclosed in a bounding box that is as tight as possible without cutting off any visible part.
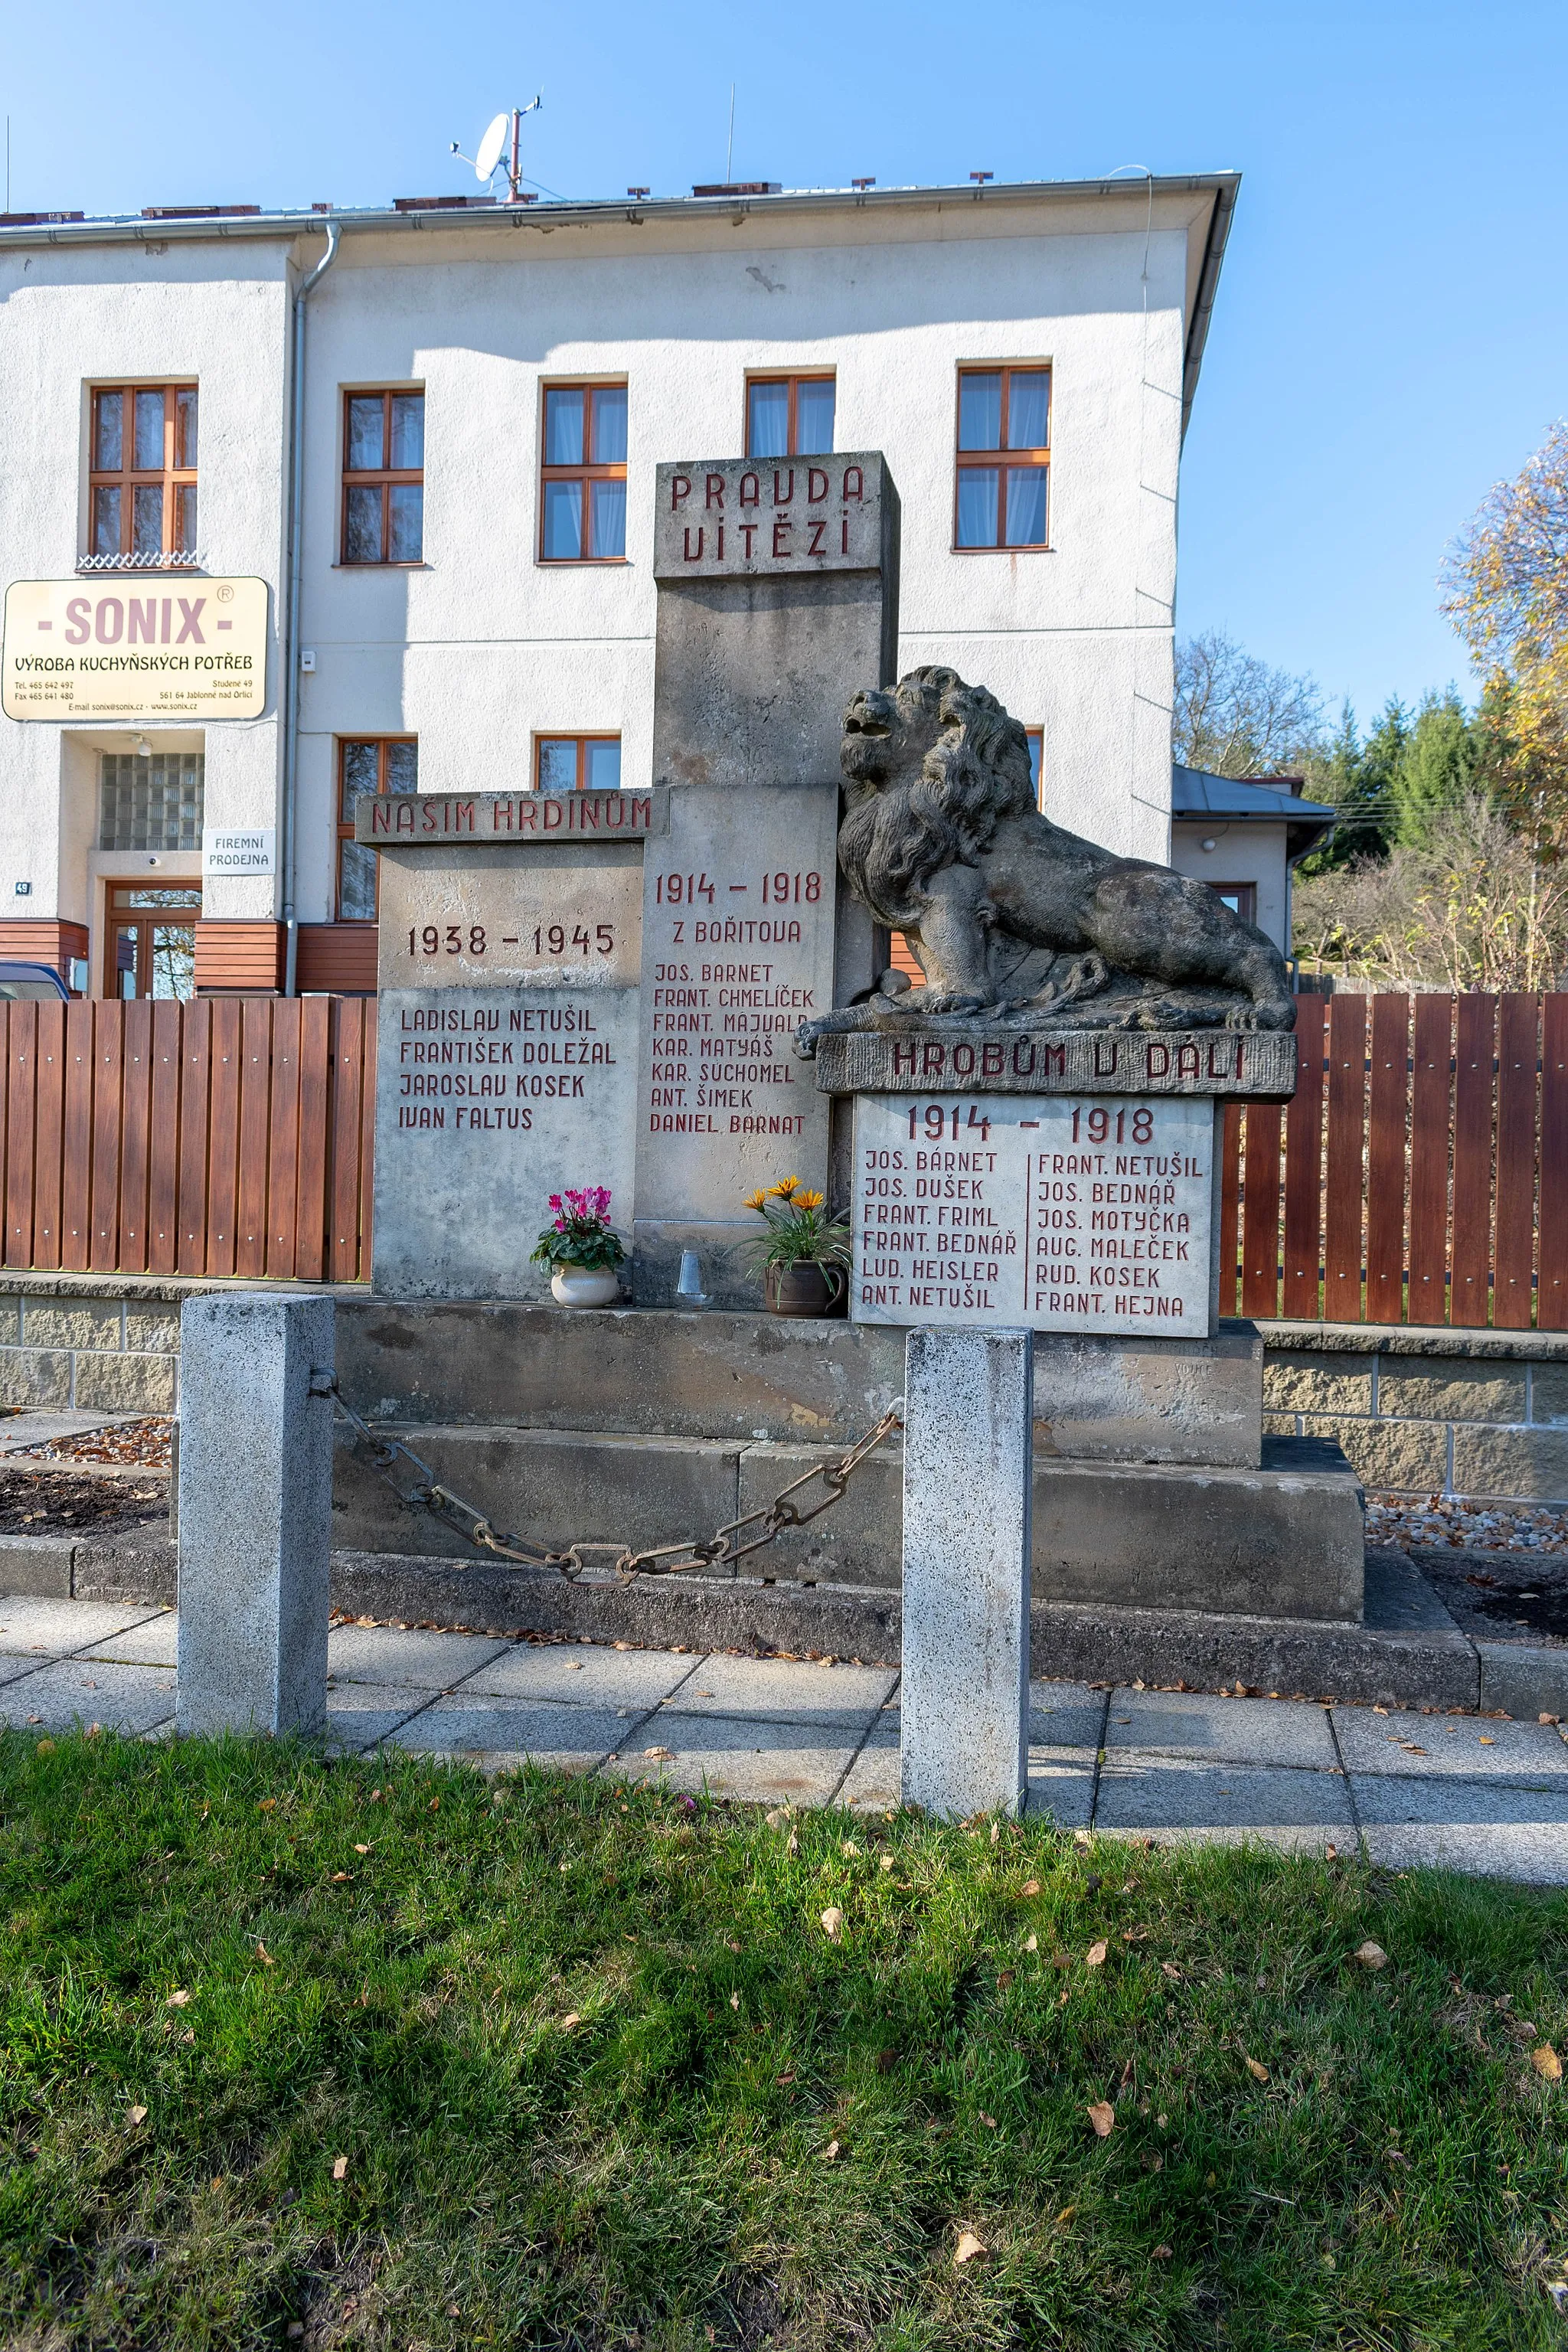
[919,991,991,1017]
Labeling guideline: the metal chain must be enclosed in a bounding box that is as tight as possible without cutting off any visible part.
[327,1382,903,1586]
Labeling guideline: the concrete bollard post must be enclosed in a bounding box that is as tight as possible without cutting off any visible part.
[900,1325,1033,1819]
[176,1292,335,1737]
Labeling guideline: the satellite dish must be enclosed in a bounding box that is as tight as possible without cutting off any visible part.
[475,113,510,182]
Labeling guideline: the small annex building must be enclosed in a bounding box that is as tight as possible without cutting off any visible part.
[1168,765,1335,957]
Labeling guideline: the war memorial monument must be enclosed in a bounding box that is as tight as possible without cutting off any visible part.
[178,451,1364,1816]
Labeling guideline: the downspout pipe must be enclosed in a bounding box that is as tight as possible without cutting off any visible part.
[280,218,340,998]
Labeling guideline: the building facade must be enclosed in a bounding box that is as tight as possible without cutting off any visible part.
[0,173,1236,998]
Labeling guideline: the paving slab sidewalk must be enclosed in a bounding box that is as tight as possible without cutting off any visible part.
[0,1602,1564,1883]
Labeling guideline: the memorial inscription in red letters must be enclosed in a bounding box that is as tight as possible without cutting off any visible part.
[652,454,886,579]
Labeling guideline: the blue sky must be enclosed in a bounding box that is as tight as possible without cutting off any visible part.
[6,0,1563,730]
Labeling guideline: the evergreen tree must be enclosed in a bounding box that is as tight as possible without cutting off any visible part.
[1389,690,1485,845]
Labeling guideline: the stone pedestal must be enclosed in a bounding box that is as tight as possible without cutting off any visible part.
[176,1292,334,1736]
[900,1325,1033,1818]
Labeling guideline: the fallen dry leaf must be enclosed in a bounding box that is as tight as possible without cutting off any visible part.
[34,1738,54,1754]
[953,2230,987,2267]
[354,1843,371,1855]
[1161,1961,1182,1981]
[644,1746,674,1762]
[1532,2044,1563,2081]
[257,1799,276,1813]
[1152,2243,1173,2260]
[1478,1737,1497,1746]
[776,2071,795,2084]
[1353,1941,1389,1970]
[165,1989,191,2008]
[127,2104,148,2126]
[764,1807,791,1828]
[332,2154,348,2181]
[1086,1940,1109,1968]
[1087,2100,1116,2138]
[256,1942,273,1967]
[880,1853,895,1873]
[823,2138,841,2161]
[330,1871,351,1883]
[1021,1879,1041,1896]
[978,2112,996,2129]
[1245,2056,1269,2083]
[820,1906,844,1940]
[729,1991,740,2010]
[1024,1934,1038,1953]
[560,2012,582,2031]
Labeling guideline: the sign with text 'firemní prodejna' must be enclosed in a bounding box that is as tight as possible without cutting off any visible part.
[2,577,268,720]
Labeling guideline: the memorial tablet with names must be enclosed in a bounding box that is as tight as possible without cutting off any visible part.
[851,1092,1220,1338]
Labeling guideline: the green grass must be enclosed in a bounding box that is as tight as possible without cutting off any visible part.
[2,1733,1566,2350]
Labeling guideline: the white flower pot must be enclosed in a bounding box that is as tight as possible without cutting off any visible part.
[550,1266,621,1309]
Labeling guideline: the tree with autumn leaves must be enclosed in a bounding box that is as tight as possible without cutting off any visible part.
[1440,419,1568,835]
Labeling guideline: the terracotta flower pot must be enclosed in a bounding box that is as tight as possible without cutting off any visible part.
[763,1261,846,1318]
[550,1266,621,1308]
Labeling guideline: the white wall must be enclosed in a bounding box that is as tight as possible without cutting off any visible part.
[0,238,291,952]
[0,186,1209,956]
[1171,821,1292,951]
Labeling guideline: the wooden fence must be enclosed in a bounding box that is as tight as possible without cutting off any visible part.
[0,998,376,1283]
[1220,992,1568,1329]
[2,991,1563,1326]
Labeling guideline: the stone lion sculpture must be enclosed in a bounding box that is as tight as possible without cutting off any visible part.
[798,665,1296,1052]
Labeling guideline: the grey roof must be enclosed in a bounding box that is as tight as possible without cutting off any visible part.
[1172,764,1336,860]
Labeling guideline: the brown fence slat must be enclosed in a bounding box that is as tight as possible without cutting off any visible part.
[328,999,365,1283]
[1364,995,1410,1323]
[3,1005,35,1271]
[116,1000,152,1275]
[1541,996,1568,1328]
[1322,994,1367,1321]
[1219,1101,1242,1317]
[176,1001,212,1276]
[1282,994,1327,1319]
[89,1002,123,1274]
[1494,992,1539,1329]
[1407,995,1452,1324]
[31,1001,65,1270]
[358,1000,377,1281]
[205,999,242,1279]
[61,1003,94,1272]
[294,998,331,1282]
[1451,994,1496,1323]
[266,999,302,1279]
[147,1001,182,1276]
[1240,1101,1282,1318]
[234,1000,273,1279]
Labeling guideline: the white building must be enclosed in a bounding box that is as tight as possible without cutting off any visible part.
[0,171,1239,998]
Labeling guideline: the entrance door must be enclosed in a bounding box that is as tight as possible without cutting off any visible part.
[104,885,201,999]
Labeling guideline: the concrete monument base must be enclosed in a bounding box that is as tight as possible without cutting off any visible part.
[330,1301,1362,1628]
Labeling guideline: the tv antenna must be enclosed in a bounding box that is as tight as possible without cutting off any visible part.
[451,97,542,204]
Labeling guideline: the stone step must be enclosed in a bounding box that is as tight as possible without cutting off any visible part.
[338,1299,1266,1467]
[330,1420,1363,1623]
[15,1529,1560,1716]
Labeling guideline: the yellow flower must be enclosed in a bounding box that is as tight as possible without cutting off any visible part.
[770,1176,801,1197]
[795,1191,825,1210]
[743,1190,769,1213]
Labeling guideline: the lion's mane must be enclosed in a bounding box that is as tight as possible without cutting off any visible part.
[837,666,1038,928]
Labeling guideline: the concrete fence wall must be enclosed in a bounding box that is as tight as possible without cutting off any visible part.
[4,1273,1568,1511]
[1260,1321,1568,1504]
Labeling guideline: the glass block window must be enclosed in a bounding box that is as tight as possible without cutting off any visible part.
[337,737,418,920]
[98,751,204,851]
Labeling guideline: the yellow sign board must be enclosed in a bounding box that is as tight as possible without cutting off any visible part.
[2,577,270,721]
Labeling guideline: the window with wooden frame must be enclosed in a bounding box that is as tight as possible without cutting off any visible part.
[746,373,835,459]
[336,737,417,920]
[89,384,198,564]
[539,382,627,562]
[1024,728,1044,805]
[341,390,424,565]
[954,364,1050,550]
[1207,881,1257,924]
[535,734,622,793]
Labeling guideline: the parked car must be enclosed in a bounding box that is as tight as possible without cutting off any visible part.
[0,962,71,1001]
